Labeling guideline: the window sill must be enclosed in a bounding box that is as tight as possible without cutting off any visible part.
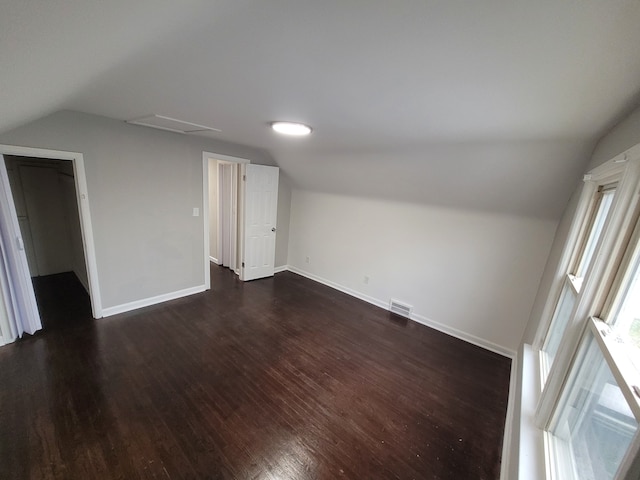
[519,344,547,480]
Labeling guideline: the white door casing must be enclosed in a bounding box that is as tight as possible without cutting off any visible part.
[202,152,250,290]
[0,144,103,320]
[241,164,279,281]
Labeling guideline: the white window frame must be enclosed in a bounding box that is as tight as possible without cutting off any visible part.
[545,317,640,480]
[532,144,640,479]
[534,161,626,385]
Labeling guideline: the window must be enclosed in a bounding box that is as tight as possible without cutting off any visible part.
[539,180,618,381]
[542,282,578,371]
[605,220,640,371]
[574,185,617,282]
[534,147,640,480]
[548,323,639,480]
[547,215,640,478]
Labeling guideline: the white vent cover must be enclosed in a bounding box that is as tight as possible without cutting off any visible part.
[389,299,412,318]
[126,115,221,134]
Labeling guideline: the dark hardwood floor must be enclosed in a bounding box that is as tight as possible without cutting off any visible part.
[31,272,93,330]
[0,265,511,479]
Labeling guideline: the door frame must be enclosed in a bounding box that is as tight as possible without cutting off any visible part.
[202,152,250,289]
[0,144,103,318]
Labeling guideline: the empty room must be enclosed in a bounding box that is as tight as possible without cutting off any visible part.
[1,2,640,479]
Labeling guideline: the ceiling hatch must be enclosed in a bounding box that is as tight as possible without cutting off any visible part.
[125,115,221,134]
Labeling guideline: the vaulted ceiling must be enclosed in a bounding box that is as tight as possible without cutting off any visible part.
[3,1,640,218]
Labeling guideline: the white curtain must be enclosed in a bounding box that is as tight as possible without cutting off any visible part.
[0,243,17,345]
[0,160,41,342]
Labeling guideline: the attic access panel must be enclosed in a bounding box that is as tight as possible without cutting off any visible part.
[126,115,221,134]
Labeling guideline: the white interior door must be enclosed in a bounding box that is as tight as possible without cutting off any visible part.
[241,164,279,281]
[0,157,41,338]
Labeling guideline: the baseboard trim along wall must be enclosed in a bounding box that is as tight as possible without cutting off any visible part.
[103,266,515,357]
[102,285,207,317]
[283,265,516,358]
[209,256,219,264]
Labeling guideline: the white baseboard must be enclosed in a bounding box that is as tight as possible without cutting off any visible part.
[274,265,289,274]
[210,256,219,264]
[410,313,515,358]
[287,265,388,308]
[286,265,515,358]
[102,285,207,317]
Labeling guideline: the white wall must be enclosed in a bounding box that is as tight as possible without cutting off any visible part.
[275,140,592,220]
[588,104,640,170]
[520,181,583,344]
[0,111,278,312]
[59,172,89,289]
[275,175,291,268]
[287,190,556,353]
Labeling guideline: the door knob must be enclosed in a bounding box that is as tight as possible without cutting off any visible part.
[271,227,276,232]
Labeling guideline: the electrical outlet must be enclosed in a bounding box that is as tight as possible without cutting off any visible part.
[305,256,310,264]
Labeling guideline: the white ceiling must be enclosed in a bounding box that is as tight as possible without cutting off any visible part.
[3,1,640,218]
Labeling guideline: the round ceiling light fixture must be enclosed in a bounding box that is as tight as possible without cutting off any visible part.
[270,121,312,136]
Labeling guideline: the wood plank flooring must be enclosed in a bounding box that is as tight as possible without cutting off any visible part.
[0,266,511,479]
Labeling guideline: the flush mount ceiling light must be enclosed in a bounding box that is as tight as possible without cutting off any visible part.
[270,121,312,136]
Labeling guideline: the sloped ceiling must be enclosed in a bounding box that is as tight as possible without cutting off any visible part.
[3,1,640,218]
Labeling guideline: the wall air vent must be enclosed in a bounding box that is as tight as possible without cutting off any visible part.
[126,115,221,134]
[389,299,412,318]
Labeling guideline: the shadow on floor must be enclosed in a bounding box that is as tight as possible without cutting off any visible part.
[31,272,92,331]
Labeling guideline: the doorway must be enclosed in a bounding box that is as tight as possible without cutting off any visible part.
[202,152,279,287]
[4,155,90,328]
[204,153,249,285]
[0,145,102,343]
[217,161,240,273]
